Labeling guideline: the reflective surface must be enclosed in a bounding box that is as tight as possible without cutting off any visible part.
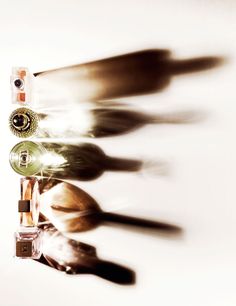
[39,178,183,236]
[1,1,235,306]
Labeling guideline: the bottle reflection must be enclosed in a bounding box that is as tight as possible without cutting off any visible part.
[35,179,183,284]
[9,105,203,139]
[88,108,203,138]
[36,216,135,285]
[10,141,145,180]
[39,178,182,238]
[34,49,223,104]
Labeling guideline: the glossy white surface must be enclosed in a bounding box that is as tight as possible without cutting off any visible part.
[0,1,236,305]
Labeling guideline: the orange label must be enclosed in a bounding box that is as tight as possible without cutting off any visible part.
[19,70,26,78]
[17,92,26,102]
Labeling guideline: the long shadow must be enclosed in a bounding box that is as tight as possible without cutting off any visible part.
[88,107,203,137]
[10,106,201,139]
[39,142,143,181]
[10,141,145,180]
[39,179,183,238]
[34,49,223,101]
[35,217,135,285]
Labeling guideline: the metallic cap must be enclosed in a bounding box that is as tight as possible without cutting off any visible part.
[9,107,38,138]
[9,141,46,176]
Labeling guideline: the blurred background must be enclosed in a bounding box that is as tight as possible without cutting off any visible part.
[0,0,236,305]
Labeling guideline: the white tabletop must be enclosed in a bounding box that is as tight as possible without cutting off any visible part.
[0,1,235,306]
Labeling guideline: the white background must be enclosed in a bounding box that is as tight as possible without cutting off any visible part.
[0,0,236,305]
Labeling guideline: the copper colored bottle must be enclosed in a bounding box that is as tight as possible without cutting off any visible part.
[15,177,41,259]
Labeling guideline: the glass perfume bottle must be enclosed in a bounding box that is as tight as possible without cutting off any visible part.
[15,228,41,259]
[10,67,34,105]
[9,140,142,180]
[9,141,46,176]
[15,177,42,259]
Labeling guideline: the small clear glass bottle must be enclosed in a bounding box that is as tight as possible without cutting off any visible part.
[10,67,34,105]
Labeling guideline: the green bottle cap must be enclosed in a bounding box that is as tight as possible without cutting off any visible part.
[9,107,38,138]
[9,141,46,176]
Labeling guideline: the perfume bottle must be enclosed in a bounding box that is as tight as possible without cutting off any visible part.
[9,141,46,176]
[15,227,41,259]
[9,141,142,180]
[15,177,42,259]
[9,107,39,139]
[10,67,34,105]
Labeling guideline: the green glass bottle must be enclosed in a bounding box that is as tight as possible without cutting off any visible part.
[9,141,46,176]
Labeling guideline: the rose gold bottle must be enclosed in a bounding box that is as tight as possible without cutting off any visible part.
[15,177,41,259]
